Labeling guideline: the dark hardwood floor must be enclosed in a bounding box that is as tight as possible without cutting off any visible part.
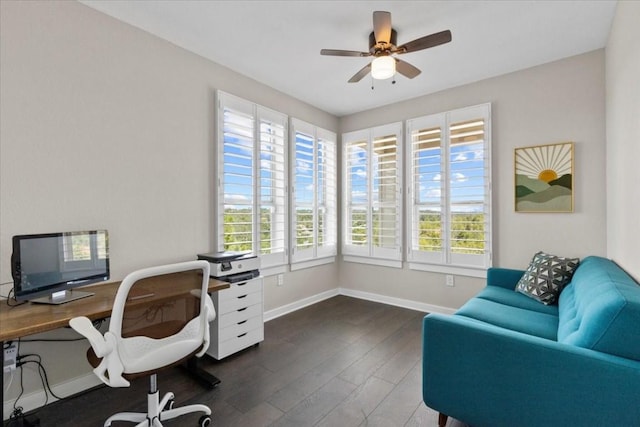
[6,296,468,427]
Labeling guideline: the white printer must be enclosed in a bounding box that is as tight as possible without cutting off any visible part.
[197,251,260,282]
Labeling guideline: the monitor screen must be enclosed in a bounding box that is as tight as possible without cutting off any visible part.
[11,230,110,302]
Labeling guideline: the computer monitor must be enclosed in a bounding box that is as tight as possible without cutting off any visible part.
[11,230,110,304]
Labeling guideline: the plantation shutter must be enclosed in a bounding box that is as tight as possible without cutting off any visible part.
[217,93,255,254]
[216,92,288,267]
[343,123,402,263]
[343,130,370,257]
[406,113,445,264]
[316,129,337,258]
[258,108,287,268]
[406,103,491,272]
[371,128,402,259]
[292,122,315,261]
[290,119,337,263]
[448,106,490,268]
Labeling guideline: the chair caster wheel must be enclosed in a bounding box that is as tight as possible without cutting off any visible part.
[199,415,211,427]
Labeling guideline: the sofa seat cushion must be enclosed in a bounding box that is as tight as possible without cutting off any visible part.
[456,298,558,340]
[558,256,640,361]
[477,286,559,316]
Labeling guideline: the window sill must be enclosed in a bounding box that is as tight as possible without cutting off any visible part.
[343,255,402,269]
[290,256,336,272]
[408,262,488,278]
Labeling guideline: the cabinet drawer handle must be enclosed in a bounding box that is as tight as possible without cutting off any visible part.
[237,307,247,312]
[237,332,247,338]
[236,282,247,286]
[237,295,247,299]
[237,320,247,325]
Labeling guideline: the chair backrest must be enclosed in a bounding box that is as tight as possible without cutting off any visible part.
[109,260,215,375]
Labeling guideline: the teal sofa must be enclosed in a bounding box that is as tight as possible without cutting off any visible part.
[422,256,640,427]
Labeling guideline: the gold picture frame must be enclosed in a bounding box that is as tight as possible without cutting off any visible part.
[515,142,574,212]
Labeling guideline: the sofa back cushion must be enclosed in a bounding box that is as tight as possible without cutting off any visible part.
[558,256,640,361]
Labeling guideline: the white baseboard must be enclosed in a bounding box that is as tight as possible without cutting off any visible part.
[264,287,456,323]
[4,287,454,420]
[3,372,101,420]
[338,288,457,315]
[264,288,339,322]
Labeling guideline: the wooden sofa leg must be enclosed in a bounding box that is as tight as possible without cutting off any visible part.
[438,412,449,427]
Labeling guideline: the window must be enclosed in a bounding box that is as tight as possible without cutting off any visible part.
[290,119,337,268]
[342,122,403,267]
[216,92,287,269]
[406,103,491,275]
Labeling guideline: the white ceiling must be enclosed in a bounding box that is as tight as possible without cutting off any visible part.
[80,0,617,117]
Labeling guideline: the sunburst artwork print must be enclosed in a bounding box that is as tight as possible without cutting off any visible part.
[515,142,574,212]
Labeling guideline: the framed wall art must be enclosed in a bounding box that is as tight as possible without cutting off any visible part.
[514,142,574,212]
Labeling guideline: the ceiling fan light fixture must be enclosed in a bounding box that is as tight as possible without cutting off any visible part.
[371,56,395,80]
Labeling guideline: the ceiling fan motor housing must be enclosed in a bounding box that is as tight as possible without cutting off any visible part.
[369,29,397,54]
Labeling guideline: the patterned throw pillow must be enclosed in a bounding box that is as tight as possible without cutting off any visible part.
[516,251,580,305]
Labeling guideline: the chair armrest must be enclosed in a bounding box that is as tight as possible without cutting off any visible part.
[486,267,524,290]
[69,316,110,357]
[69,316,129,387]
[422,313,640,427]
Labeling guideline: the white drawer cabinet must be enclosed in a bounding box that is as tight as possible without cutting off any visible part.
[206,277,263,360]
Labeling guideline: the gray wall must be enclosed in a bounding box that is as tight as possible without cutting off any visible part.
[339,50,607,309]
[0,0,338,409]
[606,1,640,281]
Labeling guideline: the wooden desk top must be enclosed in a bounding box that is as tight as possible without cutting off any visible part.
[0,272,229,342]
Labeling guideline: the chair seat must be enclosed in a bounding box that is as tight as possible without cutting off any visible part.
[87,345,202,381]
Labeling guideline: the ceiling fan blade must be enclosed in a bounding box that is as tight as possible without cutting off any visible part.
[395,59,421,79]
[348,63,372,83]
[373,11,392,44]
[320,49,370,57]
[397,30,452,54]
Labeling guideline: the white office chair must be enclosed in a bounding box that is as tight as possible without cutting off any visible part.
[69,261,215,427]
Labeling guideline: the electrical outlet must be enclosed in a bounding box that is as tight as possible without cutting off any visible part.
[4,342,18,373]
[277,274,284,287]
[446,275,455,287]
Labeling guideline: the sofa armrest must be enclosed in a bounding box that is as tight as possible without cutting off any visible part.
[486,267,524,290]
[422,313,640,427]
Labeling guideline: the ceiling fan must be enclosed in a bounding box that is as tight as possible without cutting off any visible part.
[320,11,452,83]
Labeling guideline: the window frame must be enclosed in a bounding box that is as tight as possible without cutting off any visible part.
[215,91,288,269]
[342,122,403,267]
[290,118,337,270]
[405,103,492,277]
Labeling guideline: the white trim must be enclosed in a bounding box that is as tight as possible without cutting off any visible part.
[3,372,101,420]
[342,255,402,269]
[408,262,488,278]
[263,286,456,323]
[264,288,339,321]
[289,256,336,272]
[338,287,456,315]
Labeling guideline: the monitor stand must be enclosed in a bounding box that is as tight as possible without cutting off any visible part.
[30,290,95,305]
